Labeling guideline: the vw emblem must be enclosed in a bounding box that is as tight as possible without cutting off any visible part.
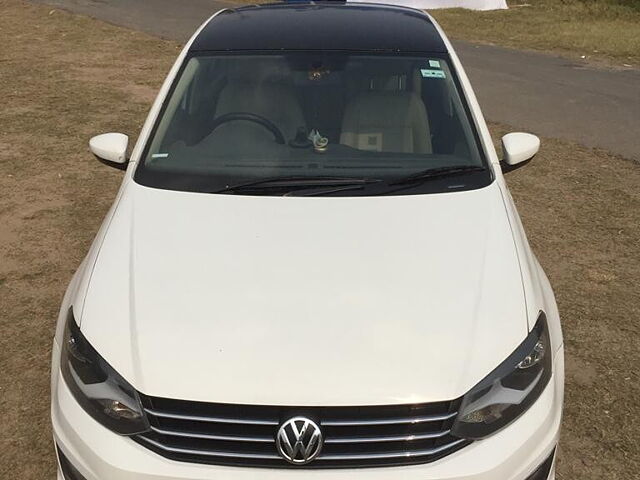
[276,416,323,465]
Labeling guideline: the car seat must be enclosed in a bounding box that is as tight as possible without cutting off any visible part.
[340,75,432,154]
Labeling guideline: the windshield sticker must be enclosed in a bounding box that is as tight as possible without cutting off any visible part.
[421,69,446,79]
[428,59,441,68]
[151,153,169,159]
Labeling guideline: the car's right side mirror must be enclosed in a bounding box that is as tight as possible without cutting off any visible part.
[89,133,129,170]
[500,132,540,173]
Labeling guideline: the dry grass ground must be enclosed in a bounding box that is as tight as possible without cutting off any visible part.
[431,0,640,66]
[0,0,639,478]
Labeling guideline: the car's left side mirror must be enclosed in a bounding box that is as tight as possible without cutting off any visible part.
[89,133,129,170]
[501,132,540,173]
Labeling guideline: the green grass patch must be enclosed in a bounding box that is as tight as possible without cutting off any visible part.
[431,0,640,66]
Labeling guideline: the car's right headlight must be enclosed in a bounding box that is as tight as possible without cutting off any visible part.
[451,312,552,439]
[60,308,149,435]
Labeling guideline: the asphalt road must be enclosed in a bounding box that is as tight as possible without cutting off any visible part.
[32,0,640,161]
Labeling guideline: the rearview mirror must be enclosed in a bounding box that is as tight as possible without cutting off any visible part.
[501,132,540,173]
[89,133,129,170]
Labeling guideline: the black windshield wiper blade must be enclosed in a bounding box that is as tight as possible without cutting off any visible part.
[285,184,368,197]
[213,175,382,194]
[389,165,486,186]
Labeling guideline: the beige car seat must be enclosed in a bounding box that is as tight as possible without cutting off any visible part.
[340,75,432,154]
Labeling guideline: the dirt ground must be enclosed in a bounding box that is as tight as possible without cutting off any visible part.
[0,0,638,478]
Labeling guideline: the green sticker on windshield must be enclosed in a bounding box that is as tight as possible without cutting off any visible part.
[421,69,446,79]
[429,59,441,68]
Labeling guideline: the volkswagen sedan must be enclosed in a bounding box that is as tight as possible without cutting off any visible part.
[51,3,563,480]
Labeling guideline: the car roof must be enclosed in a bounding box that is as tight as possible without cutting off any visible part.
[190,2,447,53]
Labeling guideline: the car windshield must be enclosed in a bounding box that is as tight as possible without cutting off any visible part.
[135,52,491,196]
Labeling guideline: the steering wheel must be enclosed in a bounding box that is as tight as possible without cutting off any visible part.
[210,112,286,144]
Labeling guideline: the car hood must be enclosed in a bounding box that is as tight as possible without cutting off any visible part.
[79,180,527,405]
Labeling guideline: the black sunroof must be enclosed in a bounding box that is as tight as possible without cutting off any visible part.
[190,2,447,53]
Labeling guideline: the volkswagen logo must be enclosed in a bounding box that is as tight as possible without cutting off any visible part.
[276,417,323,465]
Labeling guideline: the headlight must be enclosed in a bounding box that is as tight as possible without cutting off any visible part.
[451,312,552,439]
[60,309,149,435]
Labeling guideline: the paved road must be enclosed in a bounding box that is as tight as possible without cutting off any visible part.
[33,0,640,161]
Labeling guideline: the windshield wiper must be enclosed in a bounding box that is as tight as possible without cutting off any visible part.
[213,175,382,194]
[285,184,370,197]
[389,165,487,186]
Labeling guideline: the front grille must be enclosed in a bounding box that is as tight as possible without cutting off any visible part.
[133,394,470,468]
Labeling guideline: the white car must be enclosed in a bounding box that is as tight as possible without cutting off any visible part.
[51,3,564,480]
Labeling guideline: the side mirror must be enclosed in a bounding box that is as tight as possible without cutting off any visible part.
[501,132,540,173]
[89,133,129,170]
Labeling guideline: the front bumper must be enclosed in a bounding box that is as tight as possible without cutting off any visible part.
[52,343,564,480]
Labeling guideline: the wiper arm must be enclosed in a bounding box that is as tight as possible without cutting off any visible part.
[213,175,382,194]
[285,184,369,197]
[389,165,486,186]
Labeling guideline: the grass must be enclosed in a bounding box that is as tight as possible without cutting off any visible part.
[0,1,179,477]
[0,0,639,478]
[430,0,640,66]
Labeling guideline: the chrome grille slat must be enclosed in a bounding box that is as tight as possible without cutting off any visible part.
[135,395,469,468]
[323,429,451,444]
[137,435,281,460]
[143,408,278,426]
[321,411,457,426]
[149,425,274,443]
[318,439,467,461]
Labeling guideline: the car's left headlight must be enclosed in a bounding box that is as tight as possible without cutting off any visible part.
[451,312,552,439]
[60,308,149,435]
